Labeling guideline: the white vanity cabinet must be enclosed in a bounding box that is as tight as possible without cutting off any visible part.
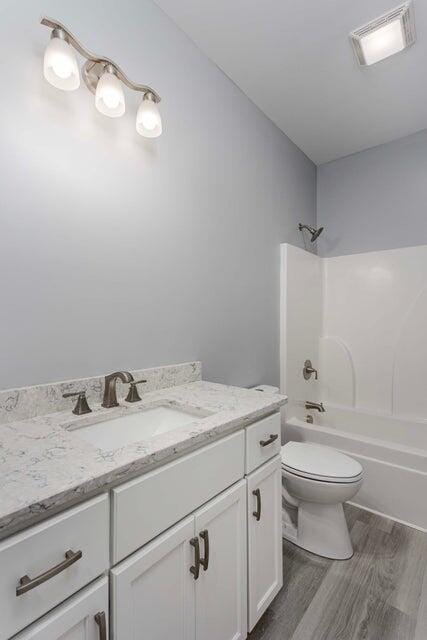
[12,577,109,640]
[111,481,247,640]
[4,411,283,640]
[247,456,283,631]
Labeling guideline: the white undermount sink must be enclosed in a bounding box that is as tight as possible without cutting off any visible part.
[71,406,199,452]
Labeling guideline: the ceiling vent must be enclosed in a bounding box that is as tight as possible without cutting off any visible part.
[350,2,416,66]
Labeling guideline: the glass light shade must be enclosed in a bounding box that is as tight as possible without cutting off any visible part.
[136,95,162,138]
[95,70,125,118]
[43,36,80,91]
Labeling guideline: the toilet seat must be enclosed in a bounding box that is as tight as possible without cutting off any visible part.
[281,442,363,484]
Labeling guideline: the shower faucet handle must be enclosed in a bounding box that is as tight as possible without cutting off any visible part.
[303,360,318,380]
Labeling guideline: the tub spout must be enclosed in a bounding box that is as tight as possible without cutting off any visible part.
[305,401,325,413]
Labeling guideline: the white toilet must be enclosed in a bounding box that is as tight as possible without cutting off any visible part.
[281,442,363,560]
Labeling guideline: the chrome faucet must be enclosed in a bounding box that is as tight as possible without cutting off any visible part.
[305,401,325,413]
[102,371,134,408]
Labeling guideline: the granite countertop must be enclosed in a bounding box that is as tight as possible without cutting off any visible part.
[0,381,287,540]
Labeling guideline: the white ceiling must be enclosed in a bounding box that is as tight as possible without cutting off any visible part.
[154,0,427,164]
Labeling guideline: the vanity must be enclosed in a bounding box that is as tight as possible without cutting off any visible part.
[0,363,287,640]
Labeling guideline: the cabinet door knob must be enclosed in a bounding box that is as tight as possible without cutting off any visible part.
[16,549,83,596]
[252,489,262,521]
[199,529,210,571]
[259,434,278,447]
[190,537,201,580]
[94,611,107,640]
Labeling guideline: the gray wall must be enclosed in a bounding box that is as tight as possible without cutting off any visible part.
[0,0,316,390]
[317,130,427,257]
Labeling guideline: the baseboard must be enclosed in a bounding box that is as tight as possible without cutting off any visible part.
[347,500,427,533]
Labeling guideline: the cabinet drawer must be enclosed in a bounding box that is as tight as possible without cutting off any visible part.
[0,494,109,640]
[245,412,281,474]
[12,576,109,640]
[112,431,245,563]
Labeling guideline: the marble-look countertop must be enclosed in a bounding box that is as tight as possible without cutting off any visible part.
[0,381,287,539]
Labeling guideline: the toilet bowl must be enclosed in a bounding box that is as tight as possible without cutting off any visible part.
[281,442,363,560]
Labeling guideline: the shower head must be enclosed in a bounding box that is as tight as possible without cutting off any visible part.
[298,223,324,243]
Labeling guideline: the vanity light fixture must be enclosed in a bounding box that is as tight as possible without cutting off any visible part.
[350,2,416,66]
[41,16,162,136]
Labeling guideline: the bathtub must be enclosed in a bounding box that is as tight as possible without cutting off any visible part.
[285,404,427,531]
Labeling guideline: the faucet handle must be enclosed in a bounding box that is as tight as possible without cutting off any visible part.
[125,379,147,403]
[62,390,92,415]
[303,360,318,380]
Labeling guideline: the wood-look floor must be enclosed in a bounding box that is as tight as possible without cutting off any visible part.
[249,504,427,640]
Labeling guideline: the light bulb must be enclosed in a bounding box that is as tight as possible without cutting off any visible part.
[95,68,125,118]
[43,33,80,91]
[136,93,162,138]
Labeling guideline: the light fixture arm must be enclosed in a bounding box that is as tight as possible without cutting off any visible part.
[40,16,161,103]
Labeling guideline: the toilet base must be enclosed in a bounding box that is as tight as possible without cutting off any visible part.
[282,501,354,560]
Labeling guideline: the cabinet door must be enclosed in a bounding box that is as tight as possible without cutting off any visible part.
[111,516,195,640]
[194,480,247,640]
[13,577,108,640]
[247,456,283,631]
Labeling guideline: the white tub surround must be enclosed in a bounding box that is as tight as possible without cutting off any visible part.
[281,243,427,419]
[0,376,287,539]
[281,244,427,530]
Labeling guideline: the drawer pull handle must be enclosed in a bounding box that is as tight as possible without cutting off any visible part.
[95,611,107,640]
[16,549,83,596]
[199,529,210,571]
[190,537,201,580]
[259,434,278,447]
[252,489,262,521]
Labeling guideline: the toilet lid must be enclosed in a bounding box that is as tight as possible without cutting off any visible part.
[281,442,363,483]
